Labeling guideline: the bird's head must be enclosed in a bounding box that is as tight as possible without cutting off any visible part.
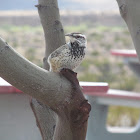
[65,33,87,47]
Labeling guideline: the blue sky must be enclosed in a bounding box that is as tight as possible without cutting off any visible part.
[59,0,118,11]
[0,0,119,11]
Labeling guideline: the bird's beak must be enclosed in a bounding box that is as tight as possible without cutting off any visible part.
[65,33,72,37]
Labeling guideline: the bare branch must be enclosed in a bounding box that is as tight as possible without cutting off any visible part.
[0,37,91,139]
[53,69,91,140]
[30,99,56,140]
[0,37,72,109]
[0,0,91,139]
[32,0,66,139]
[37,0,66,69]
[116,0,140,60]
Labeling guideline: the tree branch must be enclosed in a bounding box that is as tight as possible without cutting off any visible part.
[37,0,65,69]
[0,0,91,139]
[0,37,91,139]
[0,38,71,109]
[30,99,56,140]
[116,0,140,60]
[53,69,91,140]
[31,0,66,139]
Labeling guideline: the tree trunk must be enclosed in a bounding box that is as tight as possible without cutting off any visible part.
[116,0,140,60]
[0,0,91,139]
[31,0,66,139]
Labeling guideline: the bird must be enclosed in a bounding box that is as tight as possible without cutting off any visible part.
[48,33,87,72]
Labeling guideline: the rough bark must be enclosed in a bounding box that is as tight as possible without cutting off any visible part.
[53,69,91,140]
[30,0,66,139]
[30,99,56,140]
[116,0,140,60]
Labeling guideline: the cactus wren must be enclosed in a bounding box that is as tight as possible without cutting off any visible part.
[48,33,87,72]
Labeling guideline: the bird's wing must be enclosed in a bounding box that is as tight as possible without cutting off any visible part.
[47,44,70,72]
[49,44,69,58]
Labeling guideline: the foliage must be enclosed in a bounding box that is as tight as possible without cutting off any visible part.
[0,23,139,127]
[65,23,88,33]
[107,106,140,127]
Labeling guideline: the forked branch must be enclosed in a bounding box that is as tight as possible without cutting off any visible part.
[0,0,91,139]
[0,38,71,109]
[0,38,91,140]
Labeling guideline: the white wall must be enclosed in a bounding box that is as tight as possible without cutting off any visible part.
[0,93,42,140]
